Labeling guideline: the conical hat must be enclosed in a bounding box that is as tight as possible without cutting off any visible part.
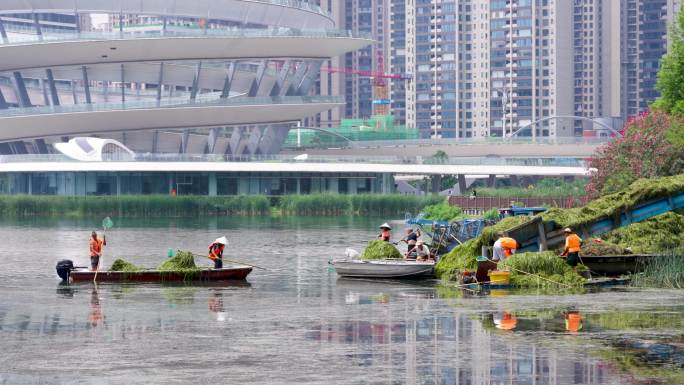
[379,223,392,229]
[214,236,229,245]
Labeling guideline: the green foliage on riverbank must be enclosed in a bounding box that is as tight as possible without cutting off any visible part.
[280,194,443,216]
[474,177,588,198]
[421,202,465,222]
[630,254,684,289]
[360,240,403,260]
[0,193,443,217]
[0,195,271,217]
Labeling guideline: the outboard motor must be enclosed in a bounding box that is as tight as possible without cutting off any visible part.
[56,259,74,282]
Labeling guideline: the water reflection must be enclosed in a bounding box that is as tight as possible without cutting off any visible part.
[307,308,612,385]
[88,287,104,328]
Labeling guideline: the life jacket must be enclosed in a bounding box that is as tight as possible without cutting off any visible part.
[89,238,103,257]
[208,243,224,260]
[565,234,582,253]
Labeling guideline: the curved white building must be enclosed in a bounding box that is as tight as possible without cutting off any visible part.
[0,0,372,156]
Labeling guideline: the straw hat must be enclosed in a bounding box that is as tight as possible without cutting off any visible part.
[214,236,229,245]
[563,228,573,233]
[379,223,392,230]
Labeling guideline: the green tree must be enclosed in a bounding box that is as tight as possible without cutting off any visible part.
[654,10,684,116]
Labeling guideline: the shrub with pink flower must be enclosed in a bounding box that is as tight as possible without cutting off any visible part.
[587,111,684,196]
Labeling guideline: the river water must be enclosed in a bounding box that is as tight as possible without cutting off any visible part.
[0,217,682,384]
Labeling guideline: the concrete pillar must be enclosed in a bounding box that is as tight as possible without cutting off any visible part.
[27,174,32,195]
[296,178,301,194]
[208,173,217,196]
[487,174,496,188]
[327,178,339,193]
[510,174,519,187]
[348,178,358,194]
[116,174,121,196]
[431,175,442,195]
[238,177,249,194]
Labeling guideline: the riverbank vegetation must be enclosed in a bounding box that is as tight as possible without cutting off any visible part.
[0,193,443,217]
[471,177,588,198]
[630,255,684,289]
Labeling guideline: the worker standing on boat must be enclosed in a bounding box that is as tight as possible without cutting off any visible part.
[561,228,583,268]
[377,223,392,242]
[208,236,228,269]
[89,231,106,271]
[400,228,421,252]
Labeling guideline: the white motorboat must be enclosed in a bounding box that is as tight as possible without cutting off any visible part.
[331,259,435,279]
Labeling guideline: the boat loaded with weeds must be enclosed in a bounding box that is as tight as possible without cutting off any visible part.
[436,173,684,287]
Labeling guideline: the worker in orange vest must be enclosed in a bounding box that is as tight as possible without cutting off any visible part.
[561,228,583,268]
[89,231,106,271]
[493,234,518,262]
[208,236,227,269]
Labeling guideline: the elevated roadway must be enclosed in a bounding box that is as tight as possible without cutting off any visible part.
[0,96,343,141]
[0,0,334,30]
[0,160,590,177]
[282,139,604,158]
[0,30,372,72]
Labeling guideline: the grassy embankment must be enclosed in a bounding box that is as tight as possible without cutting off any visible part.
[0,194,443,217]
[436,173,684,287]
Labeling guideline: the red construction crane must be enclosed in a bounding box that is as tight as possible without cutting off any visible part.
[318,51,412,116]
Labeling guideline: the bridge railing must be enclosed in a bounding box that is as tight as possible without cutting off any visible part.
[0,153,589,167]
[340,136,613,148]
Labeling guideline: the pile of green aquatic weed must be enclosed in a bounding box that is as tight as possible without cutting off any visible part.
[540,173,684,231]
[159,250,199,271]
[360,240,403,260]
[498,251,587,287]
[110,258,143,272]
[435,216,531,278]
[581,239,629,256]
[601,212,684,254]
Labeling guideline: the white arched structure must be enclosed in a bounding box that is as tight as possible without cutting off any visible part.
[53,137,135,161]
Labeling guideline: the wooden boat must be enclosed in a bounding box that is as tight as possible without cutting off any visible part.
[56,259,252,283]
[331,259,435,279]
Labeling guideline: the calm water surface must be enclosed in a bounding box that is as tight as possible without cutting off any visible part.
[0,216,682,384]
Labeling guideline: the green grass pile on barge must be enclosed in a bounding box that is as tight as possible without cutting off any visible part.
[601,212,684,254]
[159,251,201,280]
[498,252,586,287]
[540,173,684,231]
[110,258,143,272]
[435,216,531,278]
[360,240,403,260]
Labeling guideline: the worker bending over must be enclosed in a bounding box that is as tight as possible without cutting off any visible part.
[493,234,518,262]
[208,236,228,269]
[561,228,583,268]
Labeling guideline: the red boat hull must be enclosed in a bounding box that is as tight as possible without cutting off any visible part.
[68,267,252,283]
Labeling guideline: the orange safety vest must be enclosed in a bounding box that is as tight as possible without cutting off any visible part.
[499,237,517,250]
[565,234,582,253]
[89,238,103,257]
[208,243,224,260]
